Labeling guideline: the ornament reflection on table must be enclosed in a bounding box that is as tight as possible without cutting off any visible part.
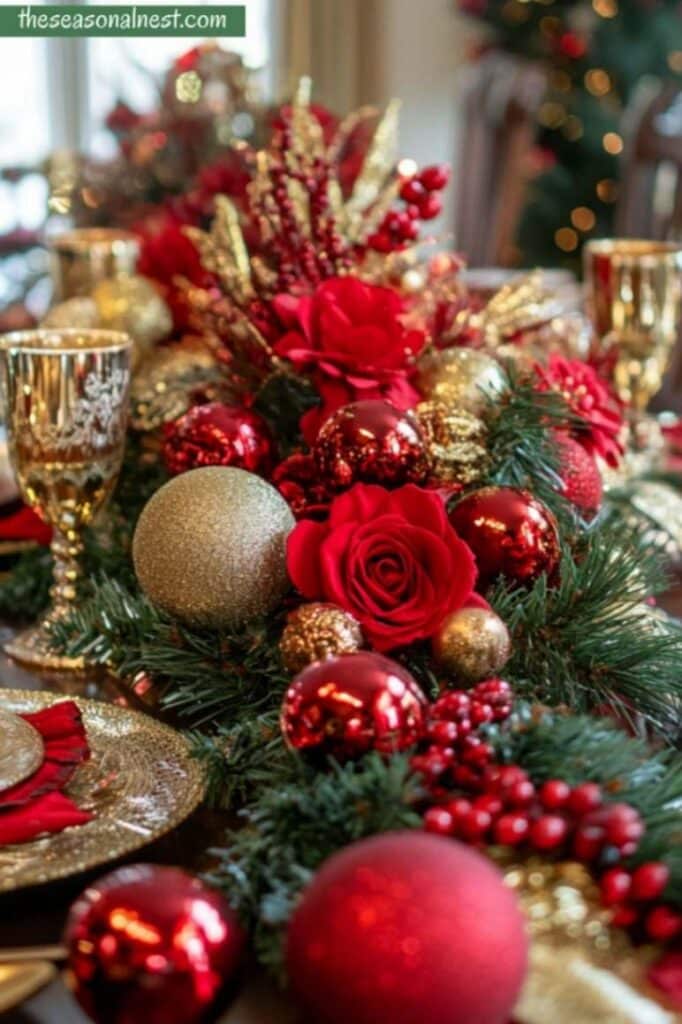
[0,329,132,669]
[584,239,682,411]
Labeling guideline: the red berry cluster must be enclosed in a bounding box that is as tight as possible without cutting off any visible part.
[367,164,450,253]
[601,863,680,942]
[414,684,679,942]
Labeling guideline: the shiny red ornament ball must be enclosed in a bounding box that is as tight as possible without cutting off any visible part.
[162,402,275,476]
[313,400,428,490]
[287,831,528,1024]
[65,864,245,1024]
[554,432,603,518]
[281,651,427,762]
[449,486,560,590]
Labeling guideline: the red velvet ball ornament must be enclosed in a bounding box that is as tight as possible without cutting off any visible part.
[313,400,428,490]
[281,652,427,762]
[162,402,275,476]
[449,486,560,590]
[554,432,603,518]
[65,865,245,1024]
[287,832,528,1024]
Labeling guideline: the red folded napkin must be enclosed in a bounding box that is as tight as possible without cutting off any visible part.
[0,700,93,845]
[0,504,52,545]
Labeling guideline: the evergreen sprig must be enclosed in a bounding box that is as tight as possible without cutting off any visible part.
[489,515,682,738]
[208,754,421,979]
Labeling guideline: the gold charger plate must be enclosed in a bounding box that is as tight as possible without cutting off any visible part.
[0,709,44,791]
[0,690,205,893]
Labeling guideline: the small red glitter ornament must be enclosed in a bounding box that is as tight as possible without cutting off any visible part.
[162,402,275,476]
[449,486,560,590]
[280,651,427,762]
[313,400,428,490]
[554,432,603,518]
[65,864,245,1024]
[287,832,528,1024]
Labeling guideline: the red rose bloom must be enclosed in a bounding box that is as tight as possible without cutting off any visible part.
[287,483,477,651]
[535,354,624,467]
[273,276,426,443]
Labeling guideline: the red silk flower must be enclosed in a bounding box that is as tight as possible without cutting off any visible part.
[287,483,477,651]
[535,354,624,467]
[272,276,426,443]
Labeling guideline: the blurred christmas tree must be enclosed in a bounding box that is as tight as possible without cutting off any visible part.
[458,0,682,269]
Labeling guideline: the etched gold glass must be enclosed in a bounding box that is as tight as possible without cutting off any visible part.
[584,239,682,410]
[48,227,140,301]
[0,329,132,669]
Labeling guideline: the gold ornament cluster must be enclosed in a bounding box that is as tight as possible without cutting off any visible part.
[432,606,511,682]
[416,347,507,416]
[415,401,490,486]
[279,603,364,674]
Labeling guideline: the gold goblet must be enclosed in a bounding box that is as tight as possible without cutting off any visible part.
[0,329,132,670]
[48,227,140,301]
[584,239,682,411]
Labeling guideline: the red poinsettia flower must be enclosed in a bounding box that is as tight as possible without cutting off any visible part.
[287,483,477,651]
[273,276,426,443]
[535,354,624,467]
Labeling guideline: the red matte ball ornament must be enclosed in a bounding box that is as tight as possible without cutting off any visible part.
[287,831,528,1024]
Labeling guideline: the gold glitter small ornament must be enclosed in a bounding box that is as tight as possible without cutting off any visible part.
[416,347,507,415]
[130,339,222,431]
[432,605,511,682]
[414,401,490,485]
[280,603,364,674]
[132,466,294,629]
[42,296,101,331]
[92,275,173,364]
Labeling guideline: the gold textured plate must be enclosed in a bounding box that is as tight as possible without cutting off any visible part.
[0,709,44,791]
[0,690,205,892]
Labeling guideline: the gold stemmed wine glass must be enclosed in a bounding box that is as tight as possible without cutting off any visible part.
[584,239,682,411]
[0,328,132,670]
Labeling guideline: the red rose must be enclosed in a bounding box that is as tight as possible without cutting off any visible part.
[535,354,624,467]
[273,276,426,441]
[287,483,477,651]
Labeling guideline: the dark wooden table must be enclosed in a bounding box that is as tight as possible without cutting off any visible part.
[0,625,299,1024]
[3,579,682,1023]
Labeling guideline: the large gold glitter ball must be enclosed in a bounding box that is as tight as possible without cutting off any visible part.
[432,605,511,683]
[280,603,364,674]
[92,275,173,365]
[414,401,490,485]
[416,347,507,415]
[132,466,294,629]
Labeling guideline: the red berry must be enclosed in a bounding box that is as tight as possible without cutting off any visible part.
[367,231,392,253]
[506,779,536,808]
[645,906,682,942]
[470,703,494,726]
[611,904,639,928]
[459,807,492,841]
[604,804,644,850]
[473,794,503,817]
[426,720,459,746]
[531,815,568,851]
[423,806,454,836]
[498,765,528,790]
[399,178,426,204]
[600,868,632,906]
[568,783,603,816]
[631,862,670,903]
[445,798,472,821]
[399,218,419,242]
[419,164,450,191]
[573,823,605,862]
[452,764,482,790]
[460,736,493,766]
[494,812,530,847]
[432,691,470,720]
[418,193,442,220]
[540,779,571,810]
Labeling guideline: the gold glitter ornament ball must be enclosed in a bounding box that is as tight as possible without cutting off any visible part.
[414,401,490,485]
[417,347,507,415]
[132,467,294,629]
[432,605,511,683]
[92,276,173,366]
[280,603,364,674]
